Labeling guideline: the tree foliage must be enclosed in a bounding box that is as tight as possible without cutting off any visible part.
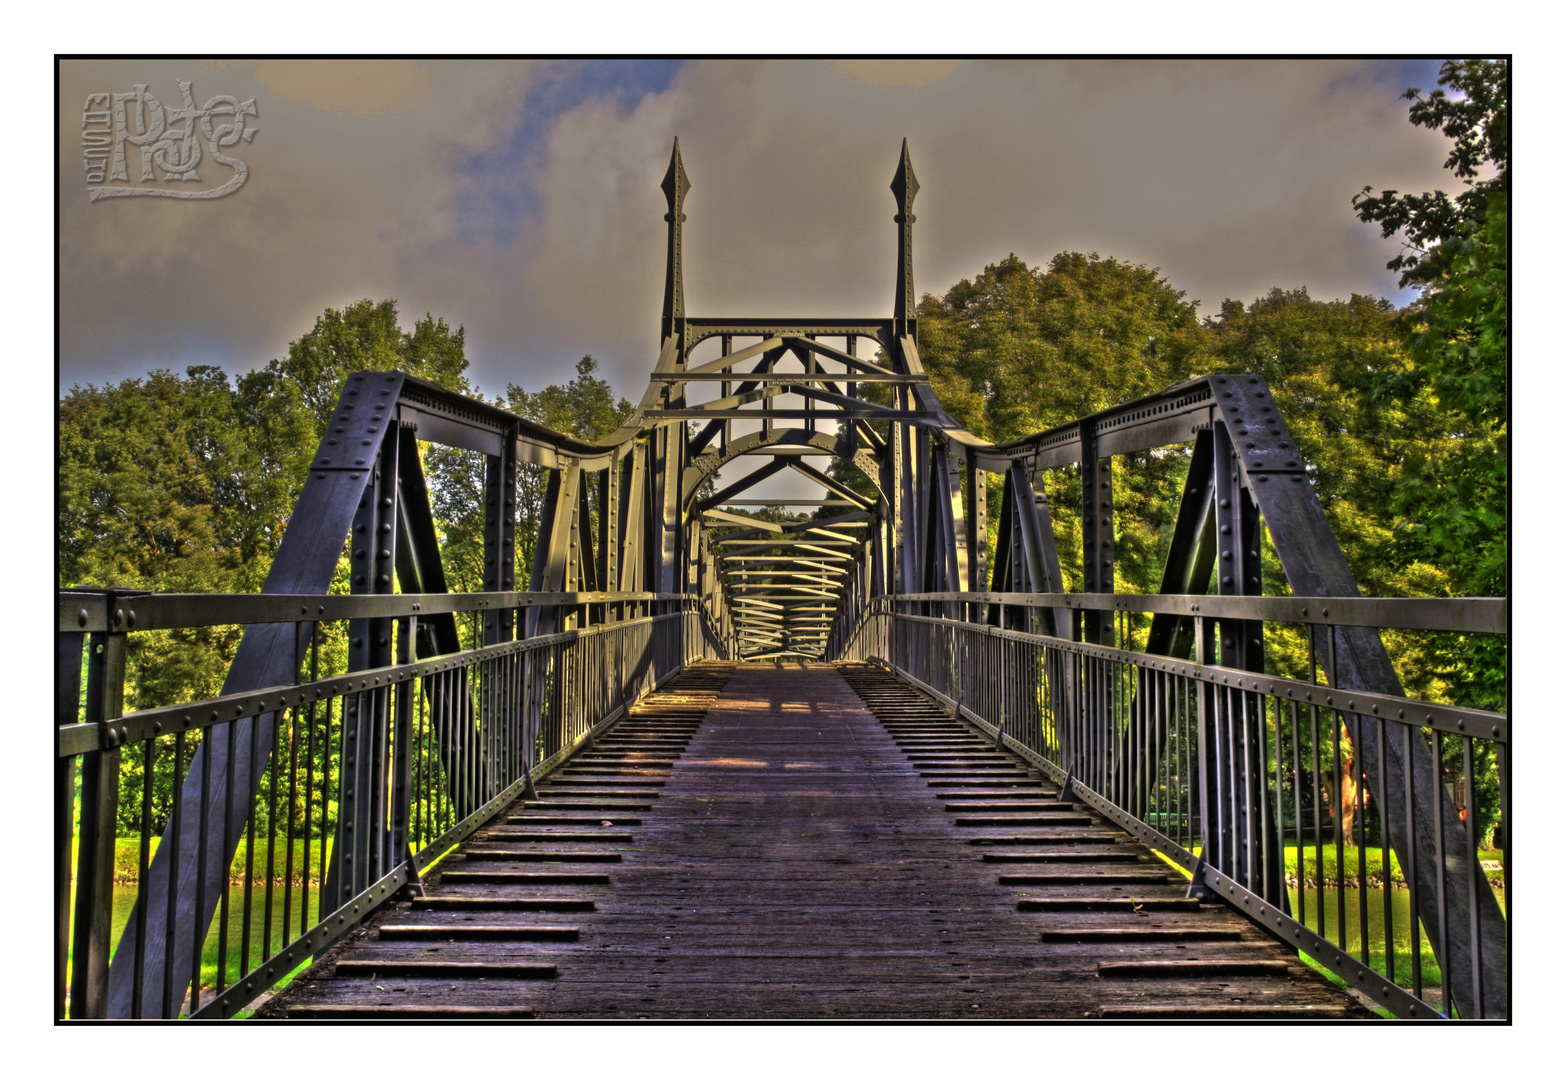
[917,252,1203,444]
[1352,59,1508,716]
[499,356,634,578]
[1353,59,1508,287]
[916,252,1205,592]
[62,302,473,829]
[1347,60,1508,842]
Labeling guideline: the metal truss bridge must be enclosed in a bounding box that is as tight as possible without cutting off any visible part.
[57,141,1507,1020]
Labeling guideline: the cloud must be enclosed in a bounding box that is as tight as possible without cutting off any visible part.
[59,60,536,383]
[59,57,1456,414]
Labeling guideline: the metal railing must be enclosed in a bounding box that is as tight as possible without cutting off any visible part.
[57,588,725,1019]
[838,591,1508,1020]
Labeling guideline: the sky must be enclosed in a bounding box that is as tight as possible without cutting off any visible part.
[58,58,1460,404]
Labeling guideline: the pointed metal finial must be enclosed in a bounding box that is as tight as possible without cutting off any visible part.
[661,138,690,343]
[662,137,690,222]
[890,137,919,221]
[891,139,918,341]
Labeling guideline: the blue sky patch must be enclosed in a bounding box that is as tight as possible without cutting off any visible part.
[1326,58,1447,102]
[455,60,684,249]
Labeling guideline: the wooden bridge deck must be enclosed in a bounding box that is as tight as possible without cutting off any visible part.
[260,660,1367,1020]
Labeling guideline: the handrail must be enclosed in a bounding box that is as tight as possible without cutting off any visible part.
[59,589,693,634]
[57,592,725,1019]
[887,607,1507,737]
[838,597,1510,1019]
[57,611,688,758]
[890,592,1508,635]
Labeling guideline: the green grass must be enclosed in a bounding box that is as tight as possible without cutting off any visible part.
[1280,844,1506,890]
[69,834,459,1017]
[62,881,326,1017]
[1157,842,1505,890]
[64,837,330,1017]
[1288,884,1448,991]
[95,835,330,886]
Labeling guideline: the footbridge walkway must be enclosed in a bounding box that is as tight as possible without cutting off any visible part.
[57,141,1507,1020]
[258,661,1368,1020]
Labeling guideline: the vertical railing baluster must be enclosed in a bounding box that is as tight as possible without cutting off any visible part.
[300,626,318,942]
[1290,700,1303,931]
[1311,701,1325,939]
[1463,736,1482,1017]
[217,719,236,995]
[163,732,185,1019]
[239,712,257,975]
[1332,709,1346,952]
[1355,711,1369,966]
[1378,714,1392,981]
[131,738,155,1018]
[55,627,85,1021]
[1404,722,1422,1004]
[283,698,301,958]
[1433,728,1450,1015]
[70,618,124,1018]
[190,722,212,1015]
[315,697,333,940]
[390,616,414,876]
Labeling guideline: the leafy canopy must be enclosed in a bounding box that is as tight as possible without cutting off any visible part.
[1352,58,1508,716]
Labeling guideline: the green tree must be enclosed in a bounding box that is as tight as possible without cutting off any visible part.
[502,354,633,441]
[1352,58,1508,844]
[239,299,476,584]
[917,252,1203,443]
[1193,289,1451,608]
[59,367,252,714]
[916,252,1205,593]
[1351,58,1508,615]
[250,299,472,436]
[61,367,236,594]
[500,356,634,579]
[60,300,477,829]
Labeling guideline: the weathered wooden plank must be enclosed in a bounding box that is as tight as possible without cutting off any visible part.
[286,1005,538,1018]
[411,897,594,912]
[378,925,580,942]
[261,660,1366,1020]
[333,961,557,979]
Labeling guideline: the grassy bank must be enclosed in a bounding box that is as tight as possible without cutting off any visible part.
[67,836,332,887]
[1281,844,1505,890]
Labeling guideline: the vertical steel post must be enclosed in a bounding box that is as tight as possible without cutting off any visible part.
[966,458,987,594]
[601,462,617,624]
[1190,613,1218,901]
[56,623,86,1019]
[70,593,127,1017]
[1211,420,1281,904]
[331,423,400,908]
[390,615,418,892]
[1080,422,1115,646]
[483,429,518,645]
